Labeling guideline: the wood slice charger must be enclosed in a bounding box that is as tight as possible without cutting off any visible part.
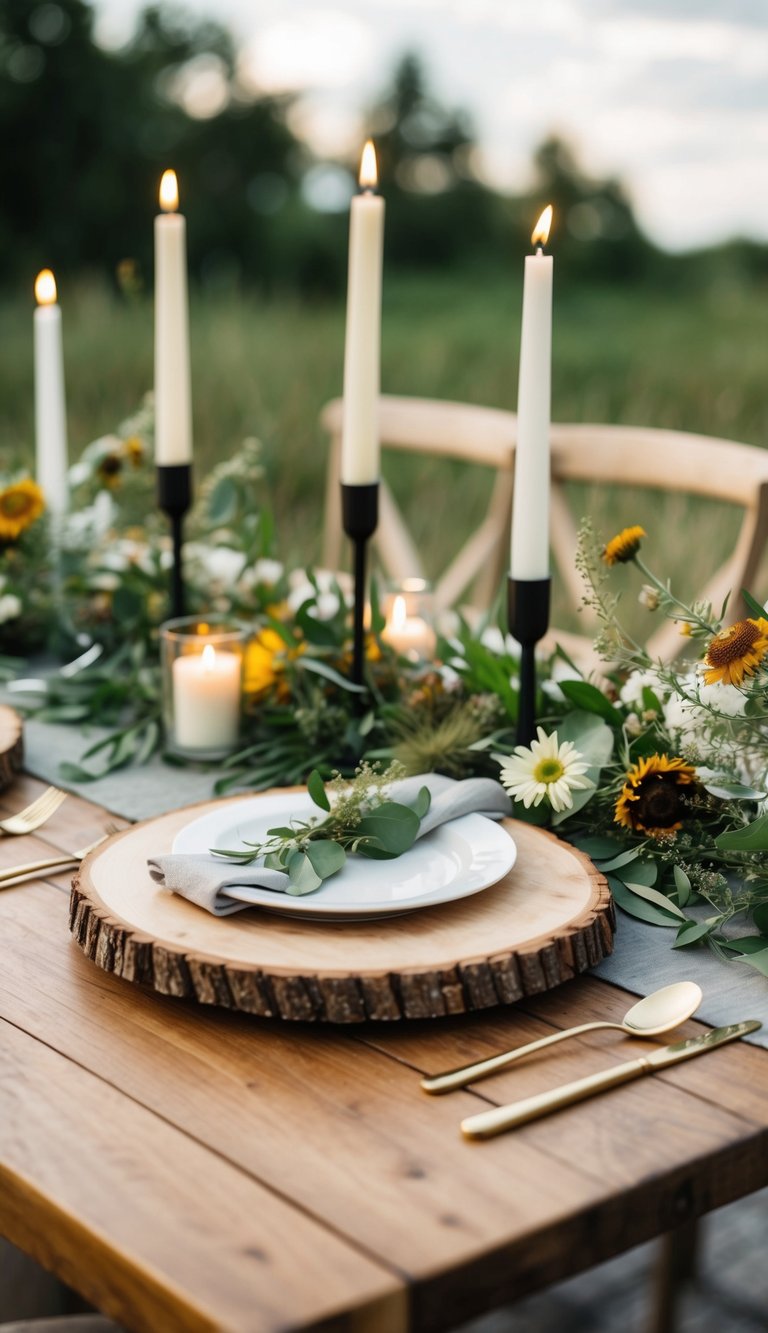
[0,704,23,792]
[70,789,614,1023]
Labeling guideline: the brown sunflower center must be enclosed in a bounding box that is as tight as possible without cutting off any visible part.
[707,620,761,667]
[0,493,32,518]
[632,775,685,830]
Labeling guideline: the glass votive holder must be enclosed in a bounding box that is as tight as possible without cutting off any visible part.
[160,616,248,760]
[381,577,438,663]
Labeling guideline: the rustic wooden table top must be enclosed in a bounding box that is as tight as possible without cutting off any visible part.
[2,773,767,1333]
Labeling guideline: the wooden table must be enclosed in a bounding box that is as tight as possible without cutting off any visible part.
[2,773,768,1333]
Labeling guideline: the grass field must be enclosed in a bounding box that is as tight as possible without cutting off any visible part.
[2,269,767,636]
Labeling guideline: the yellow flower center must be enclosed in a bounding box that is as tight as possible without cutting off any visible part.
[534,757,565,784]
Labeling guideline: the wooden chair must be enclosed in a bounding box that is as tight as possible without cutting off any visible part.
[320,396,517,614]
[320,395,768,663]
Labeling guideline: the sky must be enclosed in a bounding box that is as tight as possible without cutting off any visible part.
[95,0,768,252]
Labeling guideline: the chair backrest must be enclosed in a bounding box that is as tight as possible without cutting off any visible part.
[320,395,517,613]
[320,396,768,661]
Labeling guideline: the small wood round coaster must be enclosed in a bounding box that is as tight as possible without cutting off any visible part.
[0,705,24,792]
[70,793,614,1023]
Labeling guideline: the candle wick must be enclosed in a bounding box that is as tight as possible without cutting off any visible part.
[360,186,375,196]
[536,245,543,256]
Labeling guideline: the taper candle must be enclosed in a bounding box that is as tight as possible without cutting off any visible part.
[340,141,385,486]
[33,269,69,516]
[510,205,553,581]
[154,169,192,467]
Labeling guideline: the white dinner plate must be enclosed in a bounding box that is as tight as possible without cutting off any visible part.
[172,792,517,921]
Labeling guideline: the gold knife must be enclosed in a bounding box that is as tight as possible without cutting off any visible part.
[461,1020,761,1140]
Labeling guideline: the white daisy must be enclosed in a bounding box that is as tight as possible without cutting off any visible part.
[497,727,594,813]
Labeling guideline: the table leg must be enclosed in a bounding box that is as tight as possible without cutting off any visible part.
[649,1217,700,1333]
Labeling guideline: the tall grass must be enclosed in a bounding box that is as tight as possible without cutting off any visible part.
[2,270,767,637]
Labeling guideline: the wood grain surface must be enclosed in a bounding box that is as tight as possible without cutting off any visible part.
[2,775,768,1333]
[68,794,614,1021]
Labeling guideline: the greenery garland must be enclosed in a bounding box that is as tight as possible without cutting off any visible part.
[5,406,768,970]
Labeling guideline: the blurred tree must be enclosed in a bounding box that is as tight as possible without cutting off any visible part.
[0,0,306,291]
[366,52,503,270]
[523,135,660,284]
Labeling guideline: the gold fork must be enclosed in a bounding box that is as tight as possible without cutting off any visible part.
[0,787,67,836]
[0,824,120,889]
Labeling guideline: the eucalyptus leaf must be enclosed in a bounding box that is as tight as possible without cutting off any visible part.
[673,864,692,906]
[673,920,714,948]
[305,839,347,880]
[704,780,766,802]
[734,947,768,977]
[641,685,663,715]
[752,903,768,935]
[622,880,687,919]
[298,658,366,693]
[307,768,331,812]
[596,848,640,873]
[409,786,432,820]
[285,849,323,895]
[608,876,680,927]
[716,814,768,852]
[572,836,625,859]
[558,679,623,727]
[356,801,420,855]
[551,710,614,826]
[612,857,658,887]
[58,760,99,783]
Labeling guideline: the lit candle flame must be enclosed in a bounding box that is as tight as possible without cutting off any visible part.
[202,643,216,671]
[34,269,57,306]
[159,169,179,213]
[531,205,553,248]
[390,594,407,629]
[359,140,378,191]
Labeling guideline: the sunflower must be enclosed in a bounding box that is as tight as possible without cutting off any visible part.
[602,525,646,566]
[0,479,45,541]
[702,617,768,687]
[614,754,697,838]
[243,627,303,699]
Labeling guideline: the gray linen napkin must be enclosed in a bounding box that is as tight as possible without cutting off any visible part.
[147,774,512,916]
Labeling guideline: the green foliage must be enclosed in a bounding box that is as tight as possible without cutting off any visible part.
[211,762,430,894]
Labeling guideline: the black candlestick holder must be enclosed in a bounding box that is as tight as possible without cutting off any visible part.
[341,482,379,687]
[157,463,192,620]
[508,575,551,747]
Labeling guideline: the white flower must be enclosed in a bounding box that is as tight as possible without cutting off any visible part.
[497,727,594,813]
[696,680,748,717]
[619,668,664,711]
[0,594,21,625]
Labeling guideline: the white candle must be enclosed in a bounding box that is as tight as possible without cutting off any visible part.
[172,643,241,752]
[510,205,554,581]
[154,169,192,467]
[34,269,69,516]
[382,594,437,661]
[340,141,385,485]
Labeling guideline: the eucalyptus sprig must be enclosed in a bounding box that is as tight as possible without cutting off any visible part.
[210,762,432,895]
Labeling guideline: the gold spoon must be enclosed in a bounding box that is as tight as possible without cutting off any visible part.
[420,981,703,1095]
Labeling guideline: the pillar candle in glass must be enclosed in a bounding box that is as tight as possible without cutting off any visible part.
[161,618,246,759]
[510,205,554,581]
[382,579,437,662]
[33,269,69,516]
[155,169,192,467]
[340,141,385,486]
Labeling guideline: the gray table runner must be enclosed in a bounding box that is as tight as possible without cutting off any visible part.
[20,715,768,1049]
